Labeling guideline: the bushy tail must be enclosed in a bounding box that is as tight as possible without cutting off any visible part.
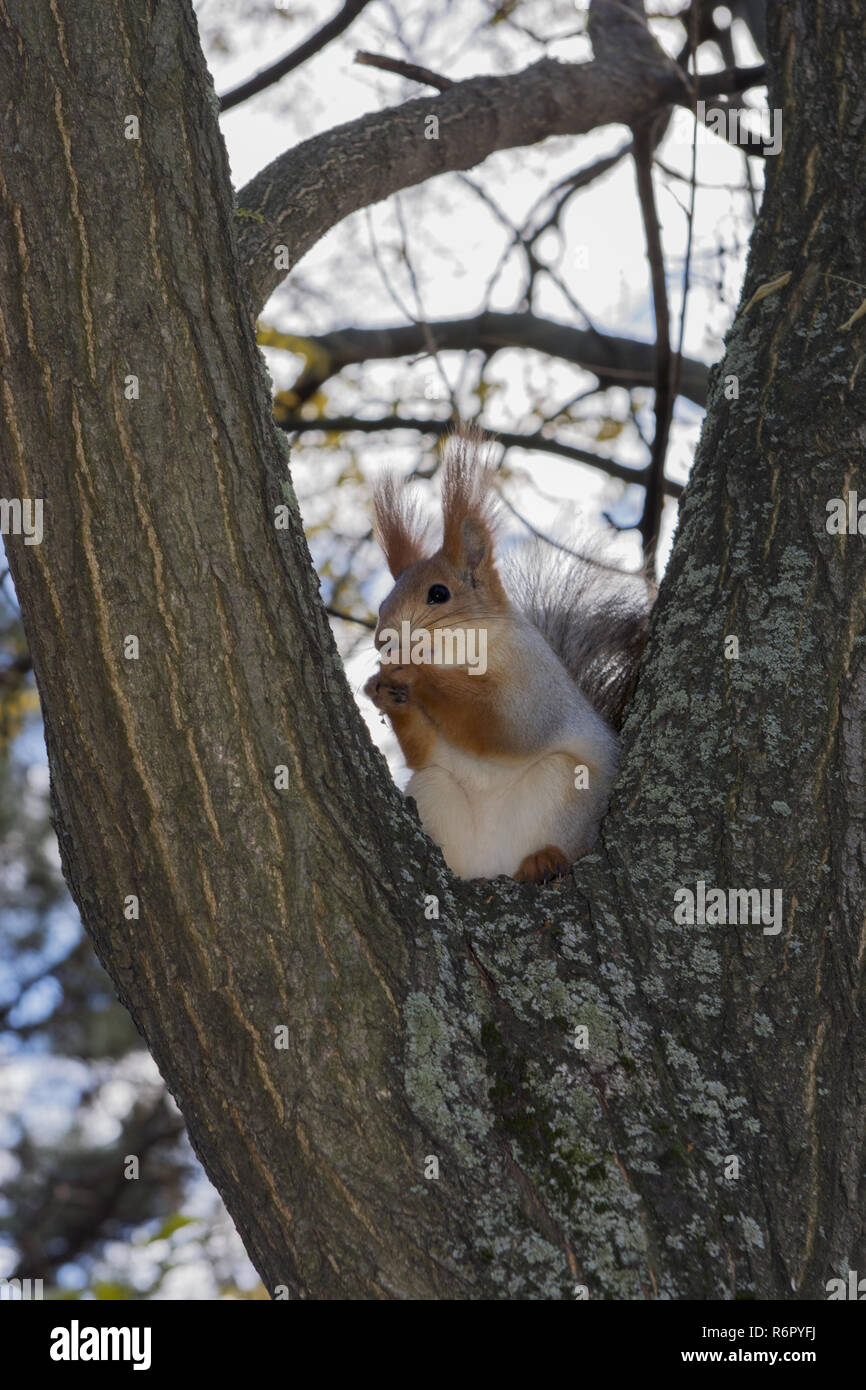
[503,544,653,730]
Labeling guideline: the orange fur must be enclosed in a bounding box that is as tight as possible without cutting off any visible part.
[515,846,569,883]
[399,664,507,759]
[364,424,624,883]
[376,690,438,767]
[365,662,509,765]
[368,427,513,768]
[373,474,429,579]
[439,426,500,580]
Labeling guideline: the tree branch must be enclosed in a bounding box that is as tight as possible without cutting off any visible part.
[276,413,684,498]
[235,25,689,316]
[633,124,674,567]
[355,49,453,91]
[696,96,776,155]
[326,605,376,629]
[219,0,372,113]
[232,6,767,316]
[695,63,768,96]
[263,312,709,408]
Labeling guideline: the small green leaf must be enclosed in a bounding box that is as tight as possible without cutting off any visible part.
[149,1213,197,1242]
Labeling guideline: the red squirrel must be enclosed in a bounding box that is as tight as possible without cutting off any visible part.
[363,428,650,883]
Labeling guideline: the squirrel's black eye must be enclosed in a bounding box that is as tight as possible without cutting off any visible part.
[427,584,450,604]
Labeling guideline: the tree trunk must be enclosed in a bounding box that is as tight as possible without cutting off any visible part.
[0,0,863,1299]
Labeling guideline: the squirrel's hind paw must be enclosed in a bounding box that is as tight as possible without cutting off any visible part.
[515,845,570,884]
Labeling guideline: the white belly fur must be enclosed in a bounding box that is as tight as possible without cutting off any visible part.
[407,734,602,880]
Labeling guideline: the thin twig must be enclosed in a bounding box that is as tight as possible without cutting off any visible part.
[326,606,376,629]
[392,195,458,410]
[497,489,637,577]
[654,157,753,193]
[355,49,453,90]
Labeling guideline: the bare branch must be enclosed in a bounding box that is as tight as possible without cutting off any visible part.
[633,123,673,566]
[671,1,701,446]
[696,97,775,155]
[326,606,376,630]
[355,50,453,91]
[278,413,684,497]
[531,144,635,240]
[265,312,709,408]
[219,0,372,113]
[496,490,639,576]
[695,63,768,97]
[235,32,688,316]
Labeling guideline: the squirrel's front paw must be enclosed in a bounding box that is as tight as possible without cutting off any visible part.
[515,845,569,884]
[363,665,412,710]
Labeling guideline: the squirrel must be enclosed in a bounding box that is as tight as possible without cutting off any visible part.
[363,428,651,883]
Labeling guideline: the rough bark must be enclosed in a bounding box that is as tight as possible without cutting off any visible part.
[0,0,863,1300]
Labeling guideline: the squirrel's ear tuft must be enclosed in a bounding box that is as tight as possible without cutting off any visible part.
[441,425,498,575]
[461,516,490,572]
[373,473,430,578]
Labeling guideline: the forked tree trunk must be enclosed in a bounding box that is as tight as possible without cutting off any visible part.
[0,0,863,1298]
